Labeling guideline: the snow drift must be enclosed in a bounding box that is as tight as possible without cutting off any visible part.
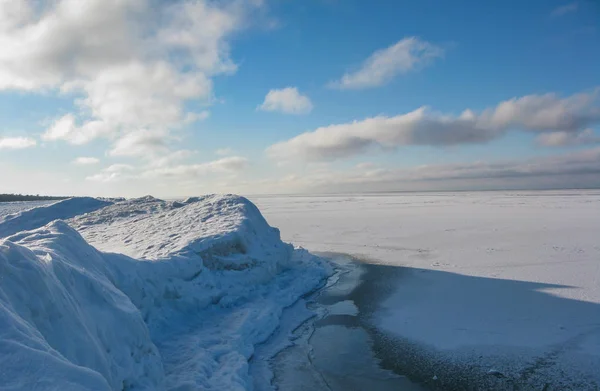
[0,195,331,390]
[0,221,162,390]
[0,197,111,238]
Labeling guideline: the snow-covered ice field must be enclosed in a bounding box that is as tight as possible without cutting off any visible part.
[252,190,600,389]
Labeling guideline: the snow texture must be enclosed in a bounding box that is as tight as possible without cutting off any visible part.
[0,197,111,238]
[253,190,600,389]
[0,195,331,390]
[0,200,57,218]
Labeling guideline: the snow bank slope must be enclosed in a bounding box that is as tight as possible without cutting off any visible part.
[1,195,331,390]
[70,195,331,390]
[0,197,112,238]
[71,195,289,267]
[0,200,57,219]
[1,221,162,391]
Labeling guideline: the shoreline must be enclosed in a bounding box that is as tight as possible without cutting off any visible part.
[268,252,600,390]
[343,256,509,390]
[340,255,599,391]
[269,253,425,391]
[253,193,600,391]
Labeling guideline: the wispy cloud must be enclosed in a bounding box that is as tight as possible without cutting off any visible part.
[0,137,36,150]
[551,2,578,17]
[86,164,136,183]
[258,87,313,115]
[268,90,600,161]
[253,147,600,193]
[215,148,235,156]
[147,150,195,169]
[536,128,600,147]
[85,152,239,184]
[108,130,170,158]
[142,156,248,178]
[328,37,444,90]
[72,157,100,165]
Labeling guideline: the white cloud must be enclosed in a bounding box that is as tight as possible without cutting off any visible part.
[184,111,210,123]
[551,2,578,17]
[536,128,600,147]
[72,157,100,165]
[0,136,36,149]
[329,37,444,90]
[268,90,600,161]
[0,0,263,154]
[86,164,135,182]
[147,150,195,169]
[105,164,135,173]
[259,87,313,115]
[480,91,599,132]
[42,114,112,145]
[143,156,248,178]
[108,130,169,157]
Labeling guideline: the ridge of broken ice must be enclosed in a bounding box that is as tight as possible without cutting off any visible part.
[0,195,331,390]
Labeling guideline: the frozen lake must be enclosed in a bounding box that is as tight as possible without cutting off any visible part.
[3,191,599,389]
[252,190,600,389]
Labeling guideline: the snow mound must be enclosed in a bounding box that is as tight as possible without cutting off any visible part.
[0,197,112,239]
[0,195,331,390]
[1,221,162,391]
[70,194,290,267]
[0,200,58,219]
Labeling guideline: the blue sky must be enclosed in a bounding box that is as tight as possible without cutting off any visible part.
[0,0,599,197]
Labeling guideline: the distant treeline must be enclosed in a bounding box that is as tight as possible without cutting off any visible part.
[0,194,70,202]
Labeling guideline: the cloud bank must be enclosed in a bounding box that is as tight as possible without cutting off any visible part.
[251,147,600,193]
[268,90,600,161]
[0,0,263,156]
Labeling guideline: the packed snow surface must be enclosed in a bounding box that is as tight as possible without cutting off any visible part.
[252,190,600,388]
[0,195,330,390]
[0,200,58,218]
[0,197,110,238]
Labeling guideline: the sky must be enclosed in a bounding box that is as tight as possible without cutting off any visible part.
[0,0,599,197]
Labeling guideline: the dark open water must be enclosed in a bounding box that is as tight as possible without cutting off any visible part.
[271,254,426,391]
